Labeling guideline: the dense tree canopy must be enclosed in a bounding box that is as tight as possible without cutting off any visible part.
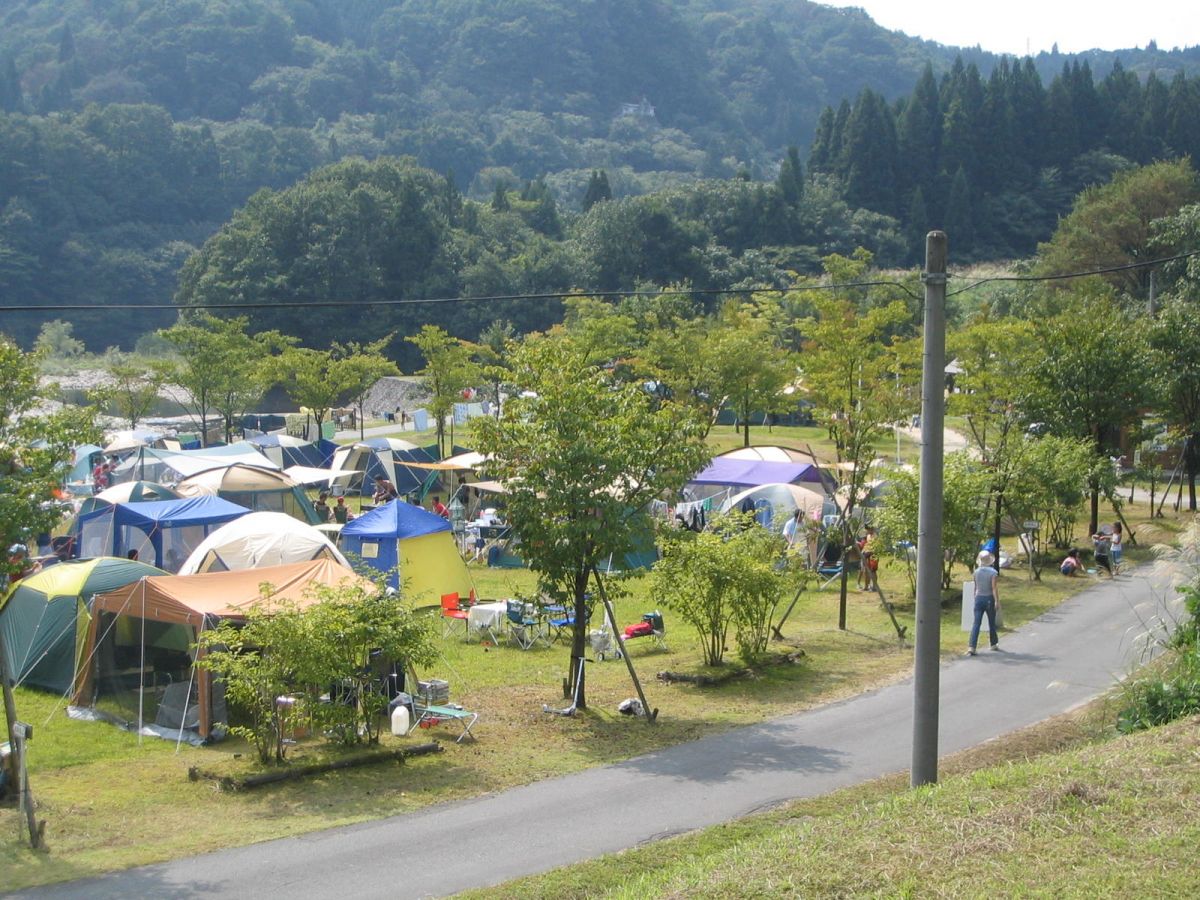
[1,1,1198,353]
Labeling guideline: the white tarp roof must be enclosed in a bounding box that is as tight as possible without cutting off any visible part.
[284,465,361,486]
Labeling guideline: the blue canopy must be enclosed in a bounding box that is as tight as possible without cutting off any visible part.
[341,499,450,540]
[690,458,824,489]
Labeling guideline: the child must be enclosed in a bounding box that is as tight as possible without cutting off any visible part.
[1059,548,1083,576]
[1091,528,1113,578]
[1109,522,1123,575]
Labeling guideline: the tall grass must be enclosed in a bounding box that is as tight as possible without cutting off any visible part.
[1117,520,1200,733]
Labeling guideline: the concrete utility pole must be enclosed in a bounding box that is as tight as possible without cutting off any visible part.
[912,231,947,788]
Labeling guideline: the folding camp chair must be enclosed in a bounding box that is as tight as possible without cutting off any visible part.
[622,611,667,652]
[506,599,548,650]
[546,597,591,645]
[440,592,470,638]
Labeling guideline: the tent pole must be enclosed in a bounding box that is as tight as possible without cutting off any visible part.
[138,581,146,745]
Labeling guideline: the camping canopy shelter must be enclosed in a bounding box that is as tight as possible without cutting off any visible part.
[340,499,473,602]
[175,463,320,525]
[0,558,165,693]
[72,559,372,741]
[178,511,351,575]
[74,496,249,572]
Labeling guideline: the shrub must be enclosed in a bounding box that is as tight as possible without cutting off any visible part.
[650,513,794,666]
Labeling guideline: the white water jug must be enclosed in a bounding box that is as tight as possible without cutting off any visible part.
[391,704,410,736]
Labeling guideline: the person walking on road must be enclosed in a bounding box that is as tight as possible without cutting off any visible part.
[968,550,1000,655]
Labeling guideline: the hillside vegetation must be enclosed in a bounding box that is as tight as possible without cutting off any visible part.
[2,1,1199,352]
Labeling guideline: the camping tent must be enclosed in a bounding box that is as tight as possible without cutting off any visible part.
[242,433,325,470]
[67,444,103,491]
[77,481,181,517]
[178,512,350,574]
[175,463,320,525]
[0,557,165,693]
[328,440,441,499]
[74,496,249,571]
[340,499,473,601]
[719,483,833,531]
[112,445,280,486]
[72,559,371,740]
[718,445,815,464]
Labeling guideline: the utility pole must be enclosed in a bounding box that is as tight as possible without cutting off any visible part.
[912,231,947,788]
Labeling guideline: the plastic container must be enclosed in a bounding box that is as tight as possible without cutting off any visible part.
[390,704,411,736]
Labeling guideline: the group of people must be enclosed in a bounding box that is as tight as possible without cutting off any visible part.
[313,492,352,524]
[1059,523,1123,578]
[311,477,455,525]
[782,511,880,591]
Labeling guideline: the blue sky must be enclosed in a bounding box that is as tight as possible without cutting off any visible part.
[822,1,1199,57]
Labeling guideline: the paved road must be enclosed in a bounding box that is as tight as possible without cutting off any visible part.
[17,569,1178,899]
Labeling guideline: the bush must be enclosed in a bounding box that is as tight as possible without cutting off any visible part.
[650,513,794,666]
[197,578,435,763]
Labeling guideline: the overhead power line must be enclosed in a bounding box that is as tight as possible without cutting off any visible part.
[0,250,1194,315]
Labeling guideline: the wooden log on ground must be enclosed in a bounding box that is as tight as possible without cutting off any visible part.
[188,742,442,790]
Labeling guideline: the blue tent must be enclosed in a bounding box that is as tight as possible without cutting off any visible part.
[243,434,325,470]
[74,496,250,572]
[341,500,472,600]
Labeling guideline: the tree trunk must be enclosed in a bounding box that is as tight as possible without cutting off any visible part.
[568,570,590,708]
[837,515,851,630]
[1089,475,1100,537]
[1187,432,1199,512]
[992,493,1003,565]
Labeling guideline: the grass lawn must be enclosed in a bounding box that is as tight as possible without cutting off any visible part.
[0,470,1189,889]
[466,704,1200,899]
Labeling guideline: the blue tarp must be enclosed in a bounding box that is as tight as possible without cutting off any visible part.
[689,458,824,488]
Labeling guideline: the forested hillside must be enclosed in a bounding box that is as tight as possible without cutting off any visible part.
[1,0,1198,352]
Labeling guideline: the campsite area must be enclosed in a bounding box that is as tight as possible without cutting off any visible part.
[1,419,1184,891]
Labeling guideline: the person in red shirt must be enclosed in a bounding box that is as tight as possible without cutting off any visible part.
[432,495,450,519]
[92,460,109,494]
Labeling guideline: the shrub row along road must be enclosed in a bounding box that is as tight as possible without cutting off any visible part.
[19,569,1171,899]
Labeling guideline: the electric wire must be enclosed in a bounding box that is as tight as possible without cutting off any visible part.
[0,249,1194,315]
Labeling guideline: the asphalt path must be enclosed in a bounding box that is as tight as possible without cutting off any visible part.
[15,568,1179,899]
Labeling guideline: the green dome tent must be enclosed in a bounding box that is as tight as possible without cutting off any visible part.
[0,557,165,693]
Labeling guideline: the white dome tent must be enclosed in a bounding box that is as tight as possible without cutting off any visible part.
[178,512,350,575]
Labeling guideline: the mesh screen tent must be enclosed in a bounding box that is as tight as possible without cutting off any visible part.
[0,557,165,693]
[73,496,249,572]
[71,559,371,742]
